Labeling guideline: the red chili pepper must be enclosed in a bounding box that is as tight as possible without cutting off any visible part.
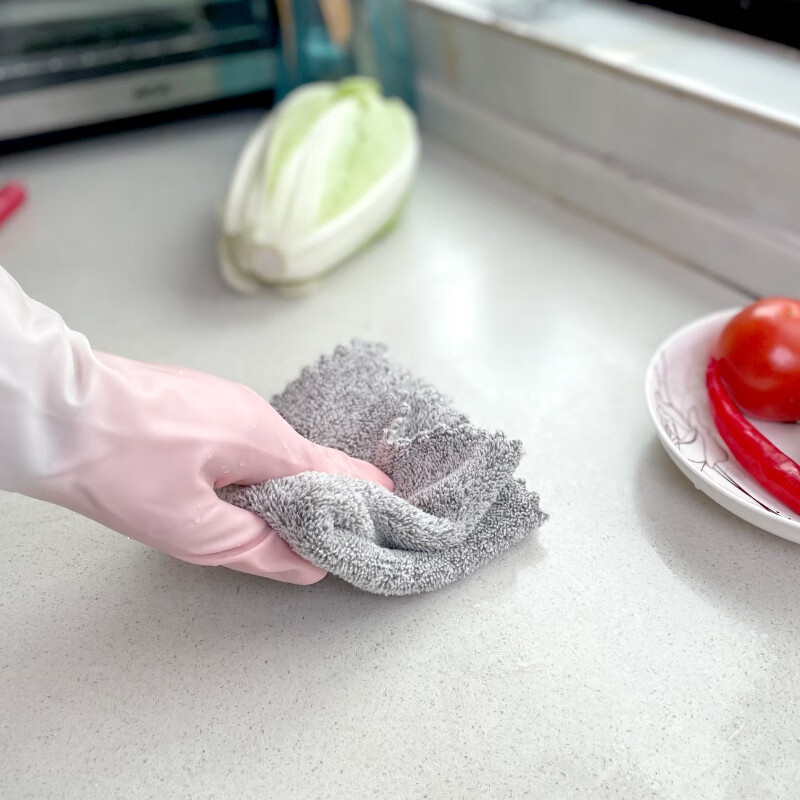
[707,357,800,515]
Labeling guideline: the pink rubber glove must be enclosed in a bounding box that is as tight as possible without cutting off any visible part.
[0,266,392,583]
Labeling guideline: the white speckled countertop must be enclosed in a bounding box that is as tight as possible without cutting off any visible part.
[2,112,797,800]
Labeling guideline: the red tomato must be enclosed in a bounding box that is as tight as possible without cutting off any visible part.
[715,297,800,422]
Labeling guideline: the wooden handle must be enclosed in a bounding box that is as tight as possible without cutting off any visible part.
[276,0,297,70]
[319,0,353,46]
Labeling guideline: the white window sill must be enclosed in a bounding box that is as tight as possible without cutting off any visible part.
[415,0,800,132]
[408,0,800,296]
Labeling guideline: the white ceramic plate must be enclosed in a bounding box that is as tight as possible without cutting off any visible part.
[645,309,800,544]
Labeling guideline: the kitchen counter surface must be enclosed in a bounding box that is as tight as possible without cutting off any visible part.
[1,112,796,800]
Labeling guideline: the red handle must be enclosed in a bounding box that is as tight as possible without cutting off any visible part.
[0,182,27,226]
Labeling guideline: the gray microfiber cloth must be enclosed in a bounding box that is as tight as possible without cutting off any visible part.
[221,342,546,595]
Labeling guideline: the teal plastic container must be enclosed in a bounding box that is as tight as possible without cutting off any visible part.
[277,0,416,108]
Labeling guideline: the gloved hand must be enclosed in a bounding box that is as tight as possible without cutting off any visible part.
[0,266,392,583]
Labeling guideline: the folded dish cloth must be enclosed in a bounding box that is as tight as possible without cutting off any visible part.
[221,342,546,595]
